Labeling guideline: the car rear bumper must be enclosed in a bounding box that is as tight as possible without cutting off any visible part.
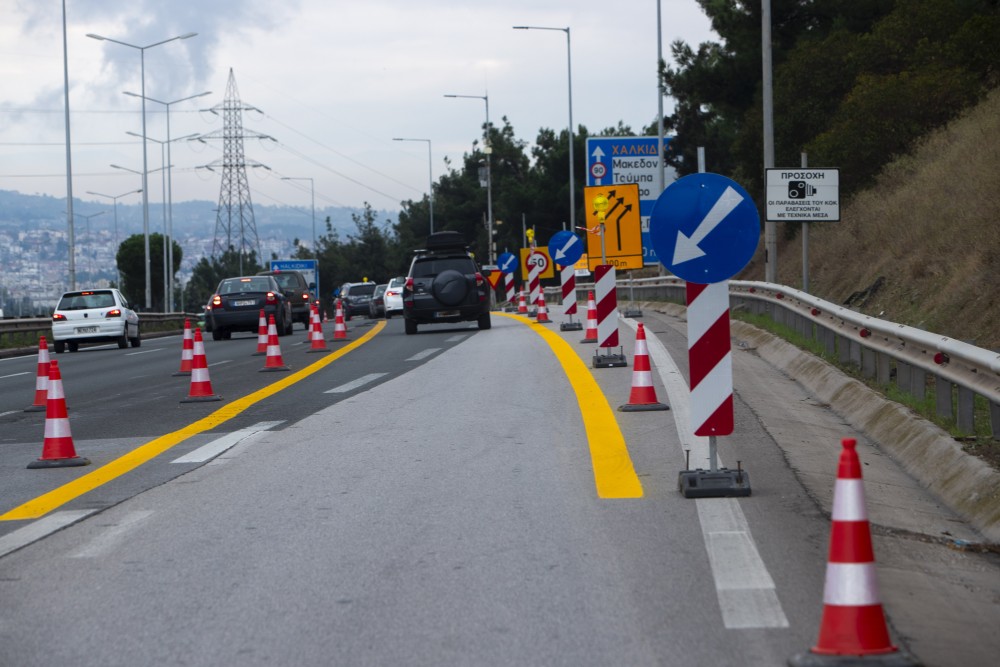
[209,307,279,332]
[52,319,127,342]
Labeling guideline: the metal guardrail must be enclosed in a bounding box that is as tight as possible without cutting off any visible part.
[546,276,1000,439]
[0,314,194,348]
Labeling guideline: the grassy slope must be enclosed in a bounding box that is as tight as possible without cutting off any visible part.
[741,87,1000,350]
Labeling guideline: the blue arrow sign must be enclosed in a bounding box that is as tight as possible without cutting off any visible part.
[649,173,760,284]
[496,252,518,275]
[547,231,583,267]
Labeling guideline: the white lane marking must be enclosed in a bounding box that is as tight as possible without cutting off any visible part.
[406,348,441,361]
[208,359,232,368]
[0,509,98,559]
[69,510,155,558]
[171,420,285,464]
[125,349,165,356]
[324,372,387,394]
[0,372,30,380]
[0,410,20,418]
[445,335,468,343]
[621,318,789,630]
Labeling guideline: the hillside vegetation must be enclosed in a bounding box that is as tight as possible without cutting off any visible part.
[742,87,1000,349]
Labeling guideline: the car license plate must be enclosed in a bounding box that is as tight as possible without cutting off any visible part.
[76,326,98,334]
[435,310,459,318]
[233,299,256,307]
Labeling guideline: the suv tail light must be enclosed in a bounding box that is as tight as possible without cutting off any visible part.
[302,292,310,301]
[105,309,122,318]
[475,272,484,287]
[404,277,414,292]
[265,292,278,305]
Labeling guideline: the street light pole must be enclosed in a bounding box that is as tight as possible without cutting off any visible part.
[73,211,105,278]
[280,176,316,254]
[61,0,76,291]
[392,138,434,235]
[87,31,197,309]
[513,25,575,233]
[124,91,210,311]
[444,94,492,263]
[87,189,142,287]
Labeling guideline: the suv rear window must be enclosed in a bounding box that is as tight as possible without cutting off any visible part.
[411,257,475,278]
[349,284,377,296]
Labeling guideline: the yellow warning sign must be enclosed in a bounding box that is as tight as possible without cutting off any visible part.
[519,247,555,279]
[583,183,643,270]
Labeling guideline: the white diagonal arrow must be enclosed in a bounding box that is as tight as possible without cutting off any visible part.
[672,185,744,265]
[500,255,516,272]
[553,235,579,262]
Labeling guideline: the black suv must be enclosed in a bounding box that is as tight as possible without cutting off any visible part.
[402,231,491,335]
[338,281,377,320]
[258,270,314,329]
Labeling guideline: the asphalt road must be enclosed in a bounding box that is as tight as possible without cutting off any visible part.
[0,311,997,666]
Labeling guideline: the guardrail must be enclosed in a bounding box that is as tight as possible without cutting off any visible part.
[0,314,195,349]
[543,276,1000,439]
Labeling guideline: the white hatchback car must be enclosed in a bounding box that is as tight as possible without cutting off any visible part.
[51,288,140,353]
[382,276,405,318]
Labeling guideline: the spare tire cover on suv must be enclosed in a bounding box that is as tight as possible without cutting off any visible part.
[431,269,469,306]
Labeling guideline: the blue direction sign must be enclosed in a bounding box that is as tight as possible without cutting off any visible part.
[547,231,584,267]
[496,252,519,275]
[649,173,760,284]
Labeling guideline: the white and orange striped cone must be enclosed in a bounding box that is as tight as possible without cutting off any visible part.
[619,323,669,412]
[253,310,268,356]
[535,295,551,323]
[24,335,51,412]
[517,290,528,315]
[181,328,221,403]
[27,359,90,468]
[260,315,291,372]
[581,291,598,343]
[307,305,329,353]
[789,438,918,667]
[172,319,194,376]
[330,298,348,341]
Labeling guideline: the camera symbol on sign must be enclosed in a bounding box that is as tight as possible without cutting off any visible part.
[787,180,817,199]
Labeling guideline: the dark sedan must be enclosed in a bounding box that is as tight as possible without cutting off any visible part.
[206,276,293,340]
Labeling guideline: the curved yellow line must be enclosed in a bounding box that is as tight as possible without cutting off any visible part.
[1,321,387,521]
[496,313,643,499]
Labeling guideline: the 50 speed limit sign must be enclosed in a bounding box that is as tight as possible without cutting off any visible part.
[519,247,555,279]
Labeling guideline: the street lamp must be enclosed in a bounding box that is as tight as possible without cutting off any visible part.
[280,176,316,255]
[73,211,105,278]
[124,90,210,311]
[86,188,141,286]
[87,30,198,309]
[444,93,492,263]
[392,138,434,235]
[513,25,576,233]
[61,0,76,290]
[111,163,171,308]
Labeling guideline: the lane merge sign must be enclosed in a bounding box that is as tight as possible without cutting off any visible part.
[649,173,760,284]
[582,183,644,271]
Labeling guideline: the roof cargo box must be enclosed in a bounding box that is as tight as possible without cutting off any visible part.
[424,231,467,251]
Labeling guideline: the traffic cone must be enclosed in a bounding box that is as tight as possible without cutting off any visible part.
[27,359,90,468]
[172,319,194,376]
[581,291,598,343]
[260,315,291,372]
[253,310,268,356]
[619,323,669,412]
[307,306,329,353]
[517,290,528,314]
[789,438,919,666]
[24,335,51,412]
[181,328,221,402]
[535,295,551,323]
[330,298,348,341]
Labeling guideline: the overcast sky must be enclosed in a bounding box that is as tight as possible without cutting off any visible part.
[0,0,718,214]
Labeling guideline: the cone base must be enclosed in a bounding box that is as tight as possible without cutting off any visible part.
[259,365,291,372]
[535,319,552,324]
[28,456,91,469]
[580,337,598,343]
[679,468,752,498]
[24,404,46,412]
[619,402,670,412]
[252,351,267,356]
[181,394,222,403]
[171,371,192,377]
[593,352,628,368]
[788,649,919,667]
[560,322,583,331]
[307,347,330,353]
[329,337,349,342]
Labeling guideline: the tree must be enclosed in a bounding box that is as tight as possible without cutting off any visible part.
[116,233,182,312]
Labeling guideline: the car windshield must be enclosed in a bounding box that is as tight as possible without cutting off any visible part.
[58,291,115,310]
[219,278,272,294]
[411,258,474,278]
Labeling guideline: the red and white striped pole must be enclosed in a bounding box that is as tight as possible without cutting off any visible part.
[687,280,733,471]
[558,263,582,331]
[504,272,515,306]
[527,252,542,317]
[593,264,626,367]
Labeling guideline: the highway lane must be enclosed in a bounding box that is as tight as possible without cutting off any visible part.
[0,309,997,665]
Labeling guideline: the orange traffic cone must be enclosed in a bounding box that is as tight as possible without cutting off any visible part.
[518,290,528,314]
[260,315,291,372]
[27,359,90,468]
[535,295,551,323]
[581,291,598,343]
[25,335,51,412]
[330,298,348,341]
[181,328,221,402]
[789,438,918,666]
[307,306,329,353]
[173,319,194,376]
[253,310,268,355]
[619,323,669,411]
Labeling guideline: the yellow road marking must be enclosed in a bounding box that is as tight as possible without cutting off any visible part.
[1,322,386,521]
[497,313,643,499]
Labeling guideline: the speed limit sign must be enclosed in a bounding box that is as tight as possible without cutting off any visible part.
[519,247,555,279]
[590,162,607,180]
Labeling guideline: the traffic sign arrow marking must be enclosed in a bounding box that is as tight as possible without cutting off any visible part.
[499,255,517,272]
[672,185,743,265]
[591,146,605,160]
[553,235,580,262]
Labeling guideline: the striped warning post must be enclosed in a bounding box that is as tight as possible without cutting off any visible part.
[560,264,577,317]
[594,264,619,348]
[527,252,542,316]
[504,272,515,305]
[687,281,733,436]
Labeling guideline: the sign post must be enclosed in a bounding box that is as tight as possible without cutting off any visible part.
[547,230,584,331]
[649,172,759,498]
